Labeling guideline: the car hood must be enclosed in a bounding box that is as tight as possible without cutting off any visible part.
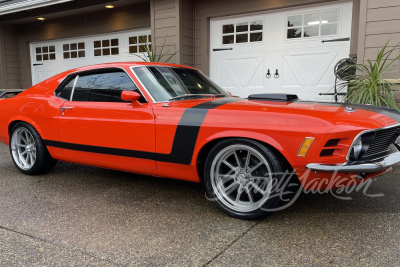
[163,97,400,131]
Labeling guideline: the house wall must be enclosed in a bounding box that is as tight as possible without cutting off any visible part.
[150,0,194,66]
[0,23,21,89]
[357,0,400,78]
[193,0,355,75]
[16,1,151,88]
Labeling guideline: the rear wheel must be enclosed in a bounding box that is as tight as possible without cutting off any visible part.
[10,122,57,175]
[204,139,292,220]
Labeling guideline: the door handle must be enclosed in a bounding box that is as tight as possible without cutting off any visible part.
[60,107,73,116]
[274,69,279,78]
[61,107,73,112]
[265,69,271,78]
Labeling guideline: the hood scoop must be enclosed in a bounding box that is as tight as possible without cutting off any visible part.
[248,93,299,101]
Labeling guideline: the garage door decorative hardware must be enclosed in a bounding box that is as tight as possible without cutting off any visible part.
[213,48,233,51]
[321,38,350,43]
[33,63,43,66]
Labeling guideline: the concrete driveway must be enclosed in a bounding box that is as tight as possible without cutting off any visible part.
[0,143,399,266]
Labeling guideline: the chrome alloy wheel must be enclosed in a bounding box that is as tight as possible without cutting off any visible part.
[11,127,37,170]
[210,144,273,213]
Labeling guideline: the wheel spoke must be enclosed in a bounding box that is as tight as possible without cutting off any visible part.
[223,181,239,195]
[248,161,263,173]
[250,181,268,195]
[235,185,244,202]
[245,151,251,169]
[233,151,241,168]
[20,151,27,156]
[20,135,28,144]
[245,187,255,203]
[222,160,237,172]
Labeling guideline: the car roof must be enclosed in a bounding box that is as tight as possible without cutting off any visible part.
[68,61,196,74]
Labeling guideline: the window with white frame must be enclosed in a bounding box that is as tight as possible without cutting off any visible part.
[35,45,56,61]
[63,42,85,59]
[128,34,151,54]
[94,38,119,56]
[222,20,263,45]
[287,10,339,39]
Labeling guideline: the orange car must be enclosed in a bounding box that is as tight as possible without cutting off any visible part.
[1,62,400,219]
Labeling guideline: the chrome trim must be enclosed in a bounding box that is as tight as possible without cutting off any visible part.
[69,75,78,101]
[297,137,315,157]
[307,151,400,173]
[346,123,400,161]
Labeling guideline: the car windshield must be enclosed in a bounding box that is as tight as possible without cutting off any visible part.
[132,66,229,102]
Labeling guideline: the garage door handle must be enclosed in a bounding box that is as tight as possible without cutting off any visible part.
[321,38,350,43]
[274,69,279,78]
[213,48,233,51]
[33,63,43,66]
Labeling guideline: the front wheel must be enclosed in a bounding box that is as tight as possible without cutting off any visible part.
[204,139,293,220]
[10,122,57,175]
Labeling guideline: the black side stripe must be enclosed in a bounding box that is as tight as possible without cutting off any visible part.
[43,97,242,165]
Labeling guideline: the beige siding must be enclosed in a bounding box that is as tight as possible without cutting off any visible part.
[151,0,179,64]
[180,0,194,66]
[0,24,21,89]
[17,2,150,88]
[194,0,348,75]
[357,0,400,77]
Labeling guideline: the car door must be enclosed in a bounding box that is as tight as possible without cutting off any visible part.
[56,69,156,171]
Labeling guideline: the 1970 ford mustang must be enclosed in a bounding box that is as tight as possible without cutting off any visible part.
[1,62,400,219]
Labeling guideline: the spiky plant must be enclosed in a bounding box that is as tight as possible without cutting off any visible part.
[133,36,178,63]
[337,41,400,110]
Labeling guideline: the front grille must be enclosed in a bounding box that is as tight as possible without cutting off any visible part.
[362,126,400,159]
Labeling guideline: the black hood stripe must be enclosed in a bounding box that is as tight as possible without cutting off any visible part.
[44,97,242,165]
[295,101,400,122]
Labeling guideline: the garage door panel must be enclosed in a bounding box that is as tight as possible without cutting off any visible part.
[210,1,353,101]
[30,29,150,85]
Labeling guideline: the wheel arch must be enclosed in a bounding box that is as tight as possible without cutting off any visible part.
[8,117,44,140]
[195,132,294,182]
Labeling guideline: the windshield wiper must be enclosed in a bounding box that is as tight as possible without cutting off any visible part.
[168,94,226,101]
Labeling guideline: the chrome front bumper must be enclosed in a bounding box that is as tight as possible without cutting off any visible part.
[306,151,400,173]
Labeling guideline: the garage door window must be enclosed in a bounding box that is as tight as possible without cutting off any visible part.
[35,45,56,61]
[94,38,119,56]
[287,10,339,39]
[129,34,151,53]
[63,42,85,59]
[222,20,263,45]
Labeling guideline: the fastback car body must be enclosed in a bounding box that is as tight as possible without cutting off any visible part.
[1,62,400,219]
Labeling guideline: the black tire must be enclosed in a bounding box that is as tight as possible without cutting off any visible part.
[9,122,57,175]
[204,138,295,220]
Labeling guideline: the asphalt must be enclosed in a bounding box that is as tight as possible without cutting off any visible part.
[0,142,399,266]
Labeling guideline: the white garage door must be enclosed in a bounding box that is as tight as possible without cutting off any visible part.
[210,1,353,100]
[30,29,151,85]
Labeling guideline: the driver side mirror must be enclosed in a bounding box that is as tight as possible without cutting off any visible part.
[121,91,143,106]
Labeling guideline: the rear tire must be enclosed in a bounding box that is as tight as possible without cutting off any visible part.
[9,122,57,175]
[204,139,294,220]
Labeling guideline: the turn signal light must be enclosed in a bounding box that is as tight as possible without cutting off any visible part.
[298,137,314,157]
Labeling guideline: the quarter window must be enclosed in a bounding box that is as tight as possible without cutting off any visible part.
[129,34,151,54]
[94,38,119,56]
[72,71,143,102]
[35,45,56,61]
[222,20,263,45]
[287,10,339,39]
[63,42,85,59]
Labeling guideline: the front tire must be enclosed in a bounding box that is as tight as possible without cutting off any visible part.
[204,139,291,220]
[10,122,57,175]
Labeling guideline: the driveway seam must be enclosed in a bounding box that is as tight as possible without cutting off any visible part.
[203,219,262,266]
[0,225,124,266]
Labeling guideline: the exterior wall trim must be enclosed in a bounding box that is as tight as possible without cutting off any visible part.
[0,0,73,15]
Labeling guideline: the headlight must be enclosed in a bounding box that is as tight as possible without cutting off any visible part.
[352,137,362,159]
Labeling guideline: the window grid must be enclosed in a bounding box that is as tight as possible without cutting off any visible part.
[222,20,263,45]
[35,45,56,61]
[287,10,339,39]
[63,42,85,59]
[129,34,152,54]
[94,38,119,56]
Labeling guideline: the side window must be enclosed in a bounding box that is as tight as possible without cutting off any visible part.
[56,77,76,100]
[71,71,146,103]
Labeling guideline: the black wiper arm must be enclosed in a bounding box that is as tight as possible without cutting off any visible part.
[168,94,225,101]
